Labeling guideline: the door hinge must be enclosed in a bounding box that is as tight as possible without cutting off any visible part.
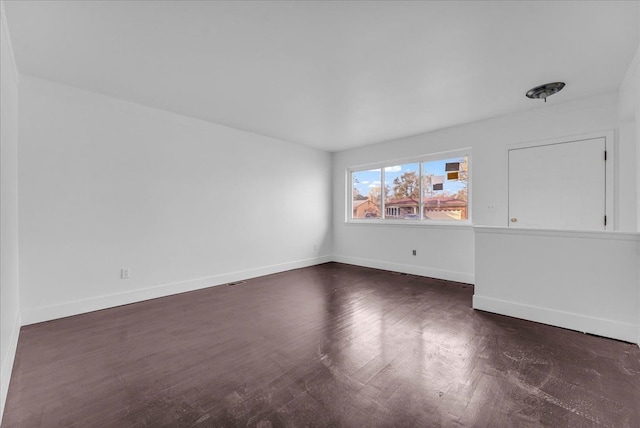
[604,215,607,226]
[604,151,607,161]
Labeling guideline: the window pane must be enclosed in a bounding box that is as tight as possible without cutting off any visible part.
[422,156,468,220]
[352,169,381,219]
[384,163,420,220]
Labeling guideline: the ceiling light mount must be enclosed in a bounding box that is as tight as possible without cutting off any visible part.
[526,82,565,102]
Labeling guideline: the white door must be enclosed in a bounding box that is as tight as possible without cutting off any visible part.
[508,137,606,231]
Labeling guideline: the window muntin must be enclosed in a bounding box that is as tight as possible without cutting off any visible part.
[349,154,469,222]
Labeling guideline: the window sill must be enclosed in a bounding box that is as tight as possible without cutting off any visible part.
[345,219,473,230]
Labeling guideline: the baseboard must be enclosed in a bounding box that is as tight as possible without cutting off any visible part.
[21,255,332,326]
[1,311,21,423]
[473,295,638,344]
[332,255,474,284]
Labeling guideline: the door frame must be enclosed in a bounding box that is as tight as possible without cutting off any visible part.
[507,130,615,231]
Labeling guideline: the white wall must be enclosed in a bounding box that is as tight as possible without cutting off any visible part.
[617,25,640,344]
[474,227,639,343]
[0,0,21,420]
[332,93,622,284]
[619,45,639,232]
[18,76,332,324]
[619,36,640,344]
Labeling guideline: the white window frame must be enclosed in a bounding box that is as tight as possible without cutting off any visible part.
[347,148,472,226]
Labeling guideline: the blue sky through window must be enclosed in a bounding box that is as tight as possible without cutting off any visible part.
[352,169,381,198]
[352,157,467,199]
[423,157,467,196]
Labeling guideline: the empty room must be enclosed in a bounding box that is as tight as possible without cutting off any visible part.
[1,1,639,426]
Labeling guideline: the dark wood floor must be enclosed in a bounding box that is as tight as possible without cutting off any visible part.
[2,263,639,427]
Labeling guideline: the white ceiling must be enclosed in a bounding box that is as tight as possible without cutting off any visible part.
[4,1,639,152]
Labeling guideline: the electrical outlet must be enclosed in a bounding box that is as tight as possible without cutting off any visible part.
[314,244,318,251]
[412,250,417,256]
[121,268,130,279]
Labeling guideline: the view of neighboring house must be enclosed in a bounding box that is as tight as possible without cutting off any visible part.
[352,199,380,218]
[384,198,420,218]
[423,196,467,220]
[357,196,467,220]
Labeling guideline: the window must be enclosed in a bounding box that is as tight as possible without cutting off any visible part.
[349,152,469,222]
[384,163,420,220]
[421,156,468,221]
[351,168,382,219]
